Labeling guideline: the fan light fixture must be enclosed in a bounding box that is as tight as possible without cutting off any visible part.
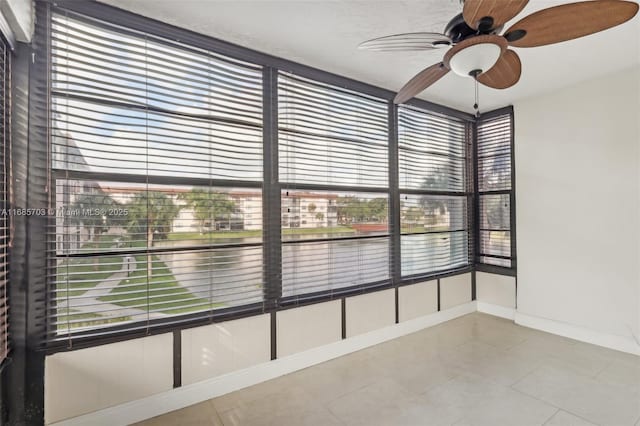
[448,43,502,77]
[359,0,640,108]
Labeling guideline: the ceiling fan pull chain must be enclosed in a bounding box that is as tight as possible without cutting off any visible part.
[474,76,480,117]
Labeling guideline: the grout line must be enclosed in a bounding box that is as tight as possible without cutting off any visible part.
[509,384,600,426]
[209,399,226,426]
[541,409,561,426]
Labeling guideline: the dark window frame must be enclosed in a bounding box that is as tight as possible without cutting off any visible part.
[0,30,11,367]
[277,72,392,304]
[26,1,518,354]
[474,106,517,276]
[48,9,269,348]
[397,104,474,280]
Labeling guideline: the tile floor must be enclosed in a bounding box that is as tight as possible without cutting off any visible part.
[135,313,640,426]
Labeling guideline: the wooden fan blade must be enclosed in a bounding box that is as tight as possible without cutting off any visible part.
[394,63,449,104]
[463,0,529,30]
[478,49,522,89]
[358,32,452,52]
[504,0,639,48]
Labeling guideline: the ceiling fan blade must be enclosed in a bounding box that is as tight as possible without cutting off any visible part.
[358,32,452,52]
[394,62,450,104]
[463,0,529,30]
[504,0,639,48]
[478,49,522,89]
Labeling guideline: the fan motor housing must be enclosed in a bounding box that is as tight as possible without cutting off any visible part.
[444,13,503,43]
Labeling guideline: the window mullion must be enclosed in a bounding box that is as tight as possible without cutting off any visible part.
[262,66,281,310]
[388,101,401,286]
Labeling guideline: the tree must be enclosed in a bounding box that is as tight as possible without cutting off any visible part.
[315,212,325,222]
[486,196,508,229]
[307,203,317,213]
[368,198,388,223]
[126,191,181,279]
[178,189,237,233]
[70,191,118,270]
[337,197,389,224]
[126,191,180,247]
[403,206,424,231]
[70,192,118,242]
[337,196,368,224]
[420,167,449,220]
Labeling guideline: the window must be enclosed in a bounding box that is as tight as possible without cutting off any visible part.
[476,109,515,268]
[278,74,390,298]
[43,6,479,346]
[0,32,9,363]
[49,12,264,340]
[398,105,471,276]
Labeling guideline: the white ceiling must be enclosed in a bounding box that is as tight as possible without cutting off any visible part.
[100,0,640,113]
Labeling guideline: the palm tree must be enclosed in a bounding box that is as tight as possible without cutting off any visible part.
[70,193,118,242]
[178,188,237,233]
[126,191,181,278]
[70,191,118,270]
[126,191,180,247]
[420,167,450,223]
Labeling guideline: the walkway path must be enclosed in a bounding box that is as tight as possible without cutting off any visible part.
[58,258,167,320]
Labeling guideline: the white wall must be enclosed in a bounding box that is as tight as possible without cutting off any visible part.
[181,314,271,386]
[345,289,395,337]
[47,278,481,424]
[514,66,640,352]
[0,0,33,42]
[477,272,516,309]
[398,281,438,322]
[277,300,341,357]
[440,272,472,310]
[45,333,173,424]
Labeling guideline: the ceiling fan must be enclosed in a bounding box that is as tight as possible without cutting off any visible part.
[359,0,639,108]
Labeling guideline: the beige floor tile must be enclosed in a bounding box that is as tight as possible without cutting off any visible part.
[438,340,503,371]
[595,357,640,393]
[211,373,297,413]
[513,362,640,426]
[471,351,545,387]
[223,406,343,426]
[325,377,416,426]
[543,410,598,426]
[131,401,221,426]
[453,387,557,426]
[217,383,318,426]
[384,354,464,395]
[285,349,388,405]
[132,313,640,426]
[508,334,612,377]
[468,323,529,351]
[415,372,510,425]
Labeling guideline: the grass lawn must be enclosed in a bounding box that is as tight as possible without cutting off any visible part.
[282,226,355,236]
[168,227,356,241]
[57,308,131,330]
[168,230,261,240]
[56,235,123,299]
[98,255,215,315]
[77,234,118,250]
[401,225,452,234]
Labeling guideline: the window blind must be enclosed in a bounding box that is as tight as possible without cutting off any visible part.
[49,11,265,342]
[278,73,388,187]
[0,33,9,363]
[476,111,514,268]
[278,73,390,299]
[398,105,470,276]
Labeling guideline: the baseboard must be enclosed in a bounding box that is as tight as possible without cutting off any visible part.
[51,301,477,426]
[515,312,640,356]
[476,301,516,320]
